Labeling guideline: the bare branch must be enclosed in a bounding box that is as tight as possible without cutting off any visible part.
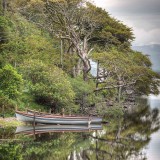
[94,81,137,92]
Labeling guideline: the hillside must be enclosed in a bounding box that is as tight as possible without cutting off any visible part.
[0,0,159,116]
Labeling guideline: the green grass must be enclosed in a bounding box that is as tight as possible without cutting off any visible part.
[0,118,23,127]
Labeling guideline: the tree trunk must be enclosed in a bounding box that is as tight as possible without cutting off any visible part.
[116,122,122,140]
[60,39,63,69]
[73,39,91,81]
[82,56,91,81]
[72,66,76,77]
[2,0,7,14]
[117,77,123,102]
[118,86,122,102]
[75,59,82,76]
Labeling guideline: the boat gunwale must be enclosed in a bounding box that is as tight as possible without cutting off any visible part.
[26,109,101,119]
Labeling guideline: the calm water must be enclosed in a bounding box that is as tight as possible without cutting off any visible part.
[0,96,160,160]
[144,94,160,160]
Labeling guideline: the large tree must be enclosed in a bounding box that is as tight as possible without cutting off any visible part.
[93,49,160,101]
[6,0,134,80]
[42,0,101,81]
[43,0,134,80]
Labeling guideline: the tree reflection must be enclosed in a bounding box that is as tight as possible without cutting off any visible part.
[0,98,159,160]
[77,98,160,160]
[0,127,16,139]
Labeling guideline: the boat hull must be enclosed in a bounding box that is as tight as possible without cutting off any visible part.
[16,112,102,125]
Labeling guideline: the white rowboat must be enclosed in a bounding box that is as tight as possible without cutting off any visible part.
[15,111,102,125]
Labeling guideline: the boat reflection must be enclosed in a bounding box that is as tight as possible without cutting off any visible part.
[15,124,103,135]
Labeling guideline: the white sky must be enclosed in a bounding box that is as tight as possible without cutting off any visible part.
[93,0,160,46]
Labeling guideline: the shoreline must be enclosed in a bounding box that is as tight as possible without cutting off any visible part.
[0,117,23,127]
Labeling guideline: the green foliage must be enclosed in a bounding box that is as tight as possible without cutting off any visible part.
[93,49,137,79]
[0,64,23,114]
[132,51,152,67]
[135,69,160,95]
[0,93,16,115]
[131,51,160,95]
[69,76,100,109]
[0,16,9,52]
[0,142,23,160]
[17,93,48,111]
[0,64,23,99]
[0,13,59,66]
[92,49,160,96]
[87,4,134,50]
[20,60,75,111]
[63,54,79,75]
[70,76,94,97]
[98,105,124,119]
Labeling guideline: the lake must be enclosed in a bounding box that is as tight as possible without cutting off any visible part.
[0,94,159,160]
[143,94,160,160]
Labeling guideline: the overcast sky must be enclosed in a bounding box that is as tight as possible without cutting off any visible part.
[93,0,160,46]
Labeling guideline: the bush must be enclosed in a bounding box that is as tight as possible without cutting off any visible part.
[20,60,75,112]
[0,92,16,116]
[0,64,23,99]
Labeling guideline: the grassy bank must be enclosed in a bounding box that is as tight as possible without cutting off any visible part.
[0,117,23,127]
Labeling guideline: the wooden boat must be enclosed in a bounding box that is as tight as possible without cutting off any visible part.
[15,124,102,135]
[15,111,102,125]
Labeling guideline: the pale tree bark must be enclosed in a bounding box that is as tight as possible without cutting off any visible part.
[2,0,7,14]
[44,0,96,81]
[63,23,93,81]
[75,58,82,76]
[117,76,123,102]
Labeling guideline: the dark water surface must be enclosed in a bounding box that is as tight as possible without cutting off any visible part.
[0,96,160,160]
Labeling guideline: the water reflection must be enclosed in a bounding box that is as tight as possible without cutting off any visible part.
[0,127,16,139]
[0,98,159,160]
[15,124,103,135]
[144,94,160,160]
[145,130,160,160]
[148,94,160,109]
[69,99,159,160]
